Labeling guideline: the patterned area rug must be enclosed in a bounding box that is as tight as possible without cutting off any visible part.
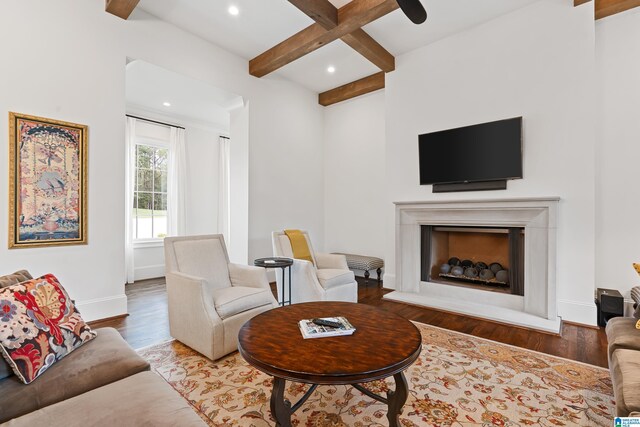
[138,322,614,426]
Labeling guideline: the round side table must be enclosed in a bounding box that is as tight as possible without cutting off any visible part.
[254,257,293,306]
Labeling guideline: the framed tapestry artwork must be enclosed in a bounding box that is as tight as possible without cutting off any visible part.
[8,112,88,248]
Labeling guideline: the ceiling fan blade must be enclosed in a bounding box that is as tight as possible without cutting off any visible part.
[396,0,427,24]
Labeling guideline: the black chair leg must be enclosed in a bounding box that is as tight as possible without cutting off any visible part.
[364,270,370,284]
[376,268,382,286]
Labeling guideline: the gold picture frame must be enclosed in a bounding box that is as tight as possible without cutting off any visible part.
[8,112,88,248]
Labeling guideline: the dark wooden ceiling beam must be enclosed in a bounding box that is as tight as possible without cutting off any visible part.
[341,29,395,72]
[595,0,640,19]
[287,0,338,28]
[319,71,385,106]
[250,0,399,77]
[574,0,640,19]
[249,24,331,78]
[336,0,399,25]
[105,0,140,20]
[288,0,395,72]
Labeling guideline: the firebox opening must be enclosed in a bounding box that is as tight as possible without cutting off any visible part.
[421,225,524,296]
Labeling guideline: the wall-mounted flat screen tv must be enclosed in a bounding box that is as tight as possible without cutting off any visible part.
[419,117,523,186]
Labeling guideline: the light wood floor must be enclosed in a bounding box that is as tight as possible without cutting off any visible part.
[90,277,609,368]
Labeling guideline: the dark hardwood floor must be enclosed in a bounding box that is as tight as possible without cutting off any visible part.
[91,278,172,350]
[90,277,609,368]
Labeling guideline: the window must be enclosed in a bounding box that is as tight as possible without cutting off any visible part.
[132,144,168,240]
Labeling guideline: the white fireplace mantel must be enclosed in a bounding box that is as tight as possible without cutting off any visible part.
[385,197,561,333]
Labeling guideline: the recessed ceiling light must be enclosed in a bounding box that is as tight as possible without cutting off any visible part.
[327,66,336,74]
[163,102,171,107]
[228,5,239,16]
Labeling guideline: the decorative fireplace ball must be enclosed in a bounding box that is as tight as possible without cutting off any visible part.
[489,262,503,274]
[495,269,509,283]
[440,263,451,274]
[479,268,495,280]
[464,267,479,278]
[440,256,509,285]
[451,266,464,276]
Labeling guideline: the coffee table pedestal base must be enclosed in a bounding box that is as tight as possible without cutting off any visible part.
[269,372,409,427]
[270,378,291,427]
[387,372,409,427]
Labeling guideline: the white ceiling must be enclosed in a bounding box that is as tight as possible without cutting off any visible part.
[136,0,540,93]
[126,60,242,129]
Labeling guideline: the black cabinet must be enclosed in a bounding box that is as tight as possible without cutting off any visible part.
[595,288,624,327]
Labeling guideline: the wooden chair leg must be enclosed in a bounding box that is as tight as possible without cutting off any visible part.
[376,268,382,285]
[364,270,370,284]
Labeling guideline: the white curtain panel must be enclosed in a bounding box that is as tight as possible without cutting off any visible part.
[218,136,230,242]
[124,117,137,284]
[168,127,187,236]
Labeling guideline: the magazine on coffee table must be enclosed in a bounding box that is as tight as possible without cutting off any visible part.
[298,317,356,339]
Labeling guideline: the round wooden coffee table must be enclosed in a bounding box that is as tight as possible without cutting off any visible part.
[238,302,422,427]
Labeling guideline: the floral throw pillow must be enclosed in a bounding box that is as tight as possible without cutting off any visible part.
[0,274,96,384]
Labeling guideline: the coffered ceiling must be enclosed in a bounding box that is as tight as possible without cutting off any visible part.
[134,0,540,94]
[110,0,636,105]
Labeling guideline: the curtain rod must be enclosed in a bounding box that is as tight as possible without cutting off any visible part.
[220,136,229,140]
[126,114,186,130]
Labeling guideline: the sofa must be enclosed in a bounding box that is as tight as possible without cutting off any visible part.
[0,271,206,426]
[605,316,640,418]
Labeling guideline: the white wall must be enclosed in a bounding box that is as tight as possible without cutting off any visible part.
[384,0,598,324]
[323,91,386,277]
[248,88,325,264]
[230,103,250,264]
[0,0,324,321]
[595,8,640,303]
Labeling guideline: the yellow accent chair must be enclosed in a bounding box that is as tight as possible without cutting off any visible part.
[272,230,358,304]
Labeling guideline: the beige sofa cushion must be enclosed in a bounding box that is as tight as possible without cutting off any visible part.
[610,348,640,417]
[3,371,206,427]
[0,327,150,423]
[606,317,640,360]
[213,287,274,319]
[0,270,33,288]
[0,358,12,381]
[316,269,355,289]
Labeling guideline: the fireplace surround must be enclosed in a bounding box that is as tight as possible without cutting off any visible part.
[384,198,560,333]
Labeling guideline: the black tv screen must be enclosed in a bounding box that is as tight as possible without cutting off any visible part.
[419,117,523,185]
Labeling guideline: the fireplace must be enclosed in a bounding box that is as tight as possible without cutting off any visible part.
[385,198,560,333]
[421,226,524,296]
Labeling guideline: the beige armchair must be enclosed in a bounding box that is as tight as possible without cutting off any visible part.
[272,230,358,304]
[164,235,278,360]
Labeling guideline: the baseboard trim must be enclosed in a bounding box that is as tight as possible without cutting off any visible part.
[382,273,396,289]
[557,299,597,326]
[88,313,129,326]
[134,264,165,282]
[562,320,601,330]
[76,294,128,322]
